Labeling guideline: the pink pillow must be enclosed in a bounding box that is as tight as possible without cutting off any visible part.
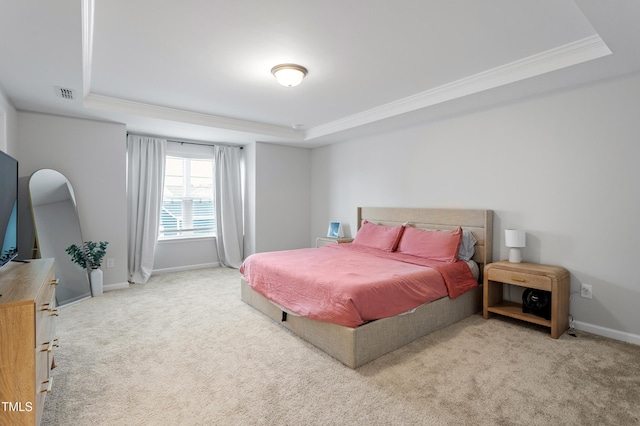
[397,226,463,262]
[352,221,405,252]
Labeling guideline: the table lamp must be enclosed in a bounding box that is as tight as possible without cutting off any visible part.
[505,229,526,263]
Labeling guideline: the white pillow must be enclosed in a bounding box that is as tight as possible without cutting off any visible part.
[458,229,477,261]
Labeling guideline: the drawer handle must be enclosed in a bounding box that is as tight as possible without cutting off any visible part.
[49,308,59,316]
[41,339,60,352]
[40,378,54,393]
[511,277,526,282]
[50,279,59,286]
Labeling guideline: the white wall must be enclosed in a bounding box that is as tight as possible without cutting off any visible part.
[311,72,640,342]
[243,142,257,256]
[17,112,128,288]
[0,87,18,155]
[153,237,219,273]
[254,142,311,253]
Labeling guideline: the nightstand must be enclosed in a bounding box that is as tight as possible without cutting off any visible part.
[483,260,570,338]
[315,237,353,248]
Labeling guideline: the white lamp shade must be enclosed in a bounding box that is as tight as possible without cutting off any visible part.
[505,229,525,263]
[505,229,526,248]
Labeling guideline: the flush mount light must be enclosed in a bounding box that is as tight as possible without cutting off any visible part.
[271,63,308,87]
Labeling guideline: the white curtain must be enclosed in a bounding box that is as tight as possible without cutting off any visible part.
[214,145,244,268]
[126,135,166,283]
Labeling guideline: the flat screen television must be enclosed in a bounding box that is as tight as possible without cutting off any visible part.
[0,150,18,269]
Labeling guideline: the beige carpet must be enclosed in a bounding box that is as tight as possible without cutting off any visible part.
[42,267,640,426]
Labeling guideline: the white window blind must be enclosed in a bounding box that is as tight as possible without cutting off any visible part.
[159,142,215,239]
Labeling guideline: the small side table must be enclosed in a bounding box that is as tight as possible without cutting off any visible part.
[315,237,353,248]
[483,260,570,338]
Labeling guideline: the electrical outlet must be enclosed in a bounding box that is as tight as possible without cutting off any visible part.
[580,283,593,299]
[106,258,115,268]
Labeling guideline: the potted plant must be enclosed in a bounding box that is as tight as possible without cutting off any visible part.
[66,241,109,296]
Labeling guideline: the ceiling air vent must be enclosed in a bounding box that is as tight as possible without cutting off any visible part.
[54,86,75,100]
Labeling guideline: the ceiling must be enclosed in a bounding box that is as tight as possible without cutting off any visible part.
[1,0,639,148]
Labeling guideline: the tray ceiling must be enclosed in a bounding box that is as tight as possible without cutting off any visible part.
[1,0,639,146]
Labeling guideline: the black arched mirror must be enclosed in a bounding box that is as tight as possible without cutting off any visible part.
[29,169,91,305]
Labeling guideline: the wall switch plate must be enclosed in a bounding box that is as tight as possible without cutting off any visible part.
[580,283,593,299]
[106,258,115,268]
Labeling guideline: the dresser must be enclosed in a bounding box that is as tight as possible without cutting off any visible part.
[0,258,58,425]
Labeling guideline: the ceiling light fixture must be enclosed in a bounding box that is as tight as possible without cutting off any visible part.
[271,64,308,87]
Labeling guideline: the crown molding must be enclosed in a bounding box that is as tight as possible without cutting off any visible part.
[304,34,612,141]
[83,93,304,140]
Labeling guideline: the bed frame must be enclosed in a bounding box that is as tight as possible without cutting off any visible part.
[240,207,493,368]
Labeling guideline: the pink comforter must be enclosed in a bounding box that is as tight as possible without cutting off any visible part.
[240,244,478,328]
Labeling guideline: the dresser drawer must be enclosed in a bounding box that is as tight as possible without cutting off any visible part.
[35,347,51,425]
[487,268,551,291]
[35,279,57,349]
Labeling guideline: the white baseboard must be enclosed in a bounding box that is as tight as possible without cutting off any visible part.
[58,295,91,307]
[574,320,640,346]
[102,264,222,290]
[152,262,221,275]
[104,282,129,292]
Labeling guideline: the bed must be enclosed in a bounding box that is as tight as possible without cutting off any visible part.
[240,207,493,368]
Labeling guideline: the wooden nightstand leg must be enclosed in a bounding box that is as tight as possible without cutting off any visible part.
[483,280,502,319]
[483,281,489,319]
[550,279,569,339]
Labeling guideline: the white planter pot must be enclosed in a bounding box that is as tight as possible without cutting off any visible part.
[90,268,103,296]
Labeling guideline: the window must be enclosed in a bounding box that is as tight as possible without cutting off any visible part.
[159,144,216,239]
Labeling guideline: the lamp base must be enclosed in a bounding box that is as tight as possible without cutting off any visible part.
[508,247,523,263]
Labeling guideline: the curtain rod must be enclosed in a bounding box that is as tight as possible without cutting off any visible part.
[128,133,243,149]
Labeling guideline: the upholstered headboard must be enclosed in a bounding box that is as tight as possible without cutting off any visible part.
[357,207,493,281]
